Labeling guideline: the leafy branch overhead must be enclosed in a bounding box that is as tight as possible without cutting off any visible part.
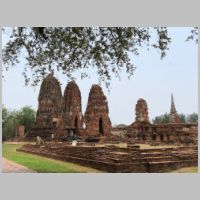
[2,27,198,87]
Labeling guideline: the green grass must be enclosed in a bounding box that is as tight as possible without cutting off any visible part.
[171,167,198,173]
[3,143,197,173]
[2,143,101,173]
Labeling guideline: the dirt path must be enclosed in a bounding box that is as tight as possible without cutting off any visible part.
[2,158,36,173]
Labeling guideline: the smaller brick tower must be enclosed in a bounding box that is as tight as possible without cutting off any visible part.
[169,93,180,123]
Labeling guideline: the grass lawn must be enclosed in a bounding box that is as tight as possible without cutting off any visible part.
[2,143,101,173]
[171,167,198,173]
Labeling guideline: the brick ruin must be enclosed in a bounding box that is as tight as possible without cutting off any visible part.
[169,94,180,123]
[28,74,197,145]
[28,74,63,138]
[63,81,83,134]
[127,98,153,142]
[126,96,197,144]
[135,98,150,123]
[84,85,111,136]
[23,74,198,172]
[35,74,63,128]
[28,75,111,138]
[19,142,198,172]
[16,125,25,138]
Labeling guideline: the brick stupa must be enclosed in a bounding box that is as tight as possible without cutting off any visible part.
[84,85,111,136]
[34,74,63,129]
[127,98,152,136]
[169,94,180,123]
[63,81,83,134]
[135,98,150,123]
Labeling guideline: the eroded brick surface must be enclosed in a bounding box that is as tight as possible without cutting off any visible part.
[18,143,198,173]
[84,85,111,136]
[63,81,83,132]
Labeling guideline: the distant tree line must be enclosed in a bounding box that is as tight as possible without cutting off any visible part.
[152,113,198,124]
[2,105,36,140]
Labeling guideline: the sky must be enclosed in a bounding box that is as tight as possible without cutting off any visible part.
[2,27,198,125]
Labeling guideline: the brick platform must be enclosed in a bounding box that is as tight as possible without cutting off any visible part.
[17,143,198,173]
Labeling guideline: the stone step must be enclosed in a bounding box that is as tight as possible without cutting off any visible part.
[143,156,174,162]
[148,159,198,173]
[141,152,170,157]
[18,143,198,173]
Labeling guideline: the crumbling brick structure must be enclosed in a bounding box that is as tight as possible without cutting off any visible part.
[135,98,150,123]
[63,81,83,134]
[34,74,63,129]
[28,74,64,138]
[27,74,197,144]
[169,93,180,123]
[127,98,153,142]
[84,84,111,136]
[127,97,197,144]
[16,125,25,138]
[28,75,112,139]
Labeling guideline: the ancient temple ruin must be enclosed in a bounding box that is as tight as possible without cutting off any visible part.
[84,85,111,136]
[23,75,198,172]
[126,95,197,144]
[28,74,63,138]
[169,93,180,123]
[63,81,83,134]
[127,98,153,141]
[34,74,63,128]
[29,75,112,138]
[28,73,197,145]
[135,98,150,123]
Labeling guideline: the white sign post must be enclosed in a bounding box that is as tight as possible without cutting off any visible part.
[72,140,77,147]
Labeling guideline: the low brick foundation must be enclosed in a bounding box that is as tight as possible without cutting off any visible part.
[17,143,198,173]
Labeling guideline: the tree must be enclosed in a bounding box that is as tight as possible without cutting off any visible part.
[2,106,36,140]
[17,106,36,132]
[153,112,198,124]
[2,105,9,128]
[186,27,198,43]
[2,27,197,88]
[153,113,170,124]
[2,109,19,140]
[186,113,198,123]
[178,113,186,123]
[2,27,176,87]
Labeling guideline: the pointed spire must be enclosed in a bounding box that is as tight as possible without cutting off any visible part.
[169,93,180,123]
[170,93,177,113]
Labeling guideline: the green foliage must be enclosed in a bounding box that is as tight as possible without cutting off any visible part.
[2,105,36,140]
[186,27,198,43]
[2,27,173,88]
[2,106,19,140]
[153,112,198,124]
[2,143,100,173]
[2,106,10,127]
[186,112,198,123]
[179,113,186,123]
[17,106,36,132]
[153,113,170,124]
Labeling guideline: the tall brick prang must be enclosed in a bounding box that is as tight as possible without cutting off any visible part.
[63,81,83,134]
[84,84,111,136]
[34,74,63,129]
